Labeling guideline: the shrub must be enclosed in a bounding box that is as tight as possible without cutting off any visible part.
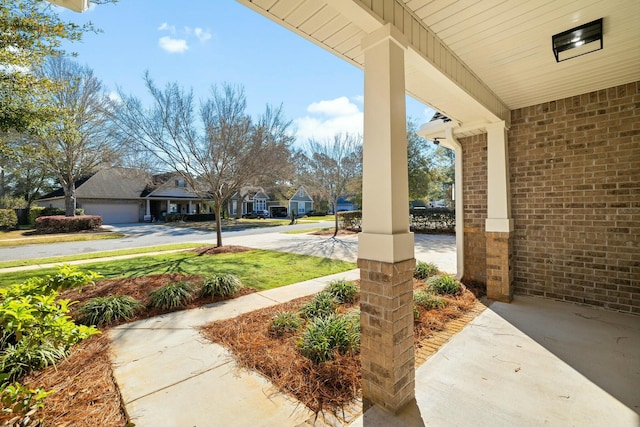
[149,281,195,310]
[413,290,446,310]
[324,279,358,304]
[0,266,100,382]
[0,381,54,420]
[77,295,142,326]
[299,292,336,320]
[426,275,462,295]
[298,312,360,363]
[414,261,438,280]
[337,210,361,231]
[0,209,18,230]
[28,206,45,225]
[269,311,302,336]
[35,215,102,234]
[200,274,241,298]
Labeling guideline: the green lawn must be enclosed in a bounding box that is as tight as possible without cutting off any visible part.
[0,243,206,269]
[0,250,356,290]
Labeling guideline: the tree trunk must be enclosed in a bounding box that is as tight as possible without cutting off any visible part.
[64,183,76,216]
[214,200,223,247]
[333,199,339,237]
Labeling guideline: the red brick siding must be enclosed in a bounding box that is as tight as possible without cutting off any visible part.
[461,133,487,285]
[509,81,640,314]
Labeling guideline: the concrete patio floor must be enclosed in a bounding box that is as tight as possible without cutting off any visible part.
[356,295,640,427]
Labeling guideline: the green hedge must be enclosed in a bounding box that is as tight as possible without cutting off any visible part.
[0,209,18,230]
[35,215,102,234]
[337,209,455,233]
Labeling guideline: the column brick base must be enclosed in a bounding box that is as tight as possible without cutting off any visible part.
[357,257,415,414]
[485,231,513,302]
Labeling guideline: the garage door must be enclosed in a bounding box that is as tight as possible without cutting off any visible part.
[82,202,139,224]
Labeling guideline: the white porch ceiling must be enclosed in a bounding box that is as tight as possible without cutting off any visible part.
[238,0,640,125]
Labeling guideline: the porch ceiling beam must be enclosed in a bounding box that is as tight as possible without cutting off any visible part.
[326,0,510,125]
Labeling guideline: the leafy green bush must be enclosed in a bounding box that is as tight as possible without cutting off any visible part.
[200,274,241,298]
[0,381,54,420]
[149,281,195,310]
[269,311,302,336]
[324,279,358,304]
[0,209,18,230]
[77,295,142,326]
[0,265,100,382]
[28,207,45,225]
[413,290,446,310]
[299,292,336,320]
[426,275,462,295]
[298,312,360,363]
[414,261,438,280]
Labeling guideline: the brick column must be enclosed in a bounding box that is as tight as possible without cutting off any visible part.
[358,258,415,412]
[486,231,513,302]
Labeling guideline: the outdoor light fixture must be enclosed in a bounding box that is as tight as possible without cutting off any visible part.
[433,138,441,145]
[552,18,603,62]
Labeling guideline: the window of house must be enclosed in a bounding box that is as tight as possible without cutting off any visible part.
[176,179,185,187]
[255,199,266,211]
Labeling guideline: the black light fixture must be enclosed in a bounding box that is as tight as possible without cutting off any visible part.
[433,138,440,145]
[552,18,603,62]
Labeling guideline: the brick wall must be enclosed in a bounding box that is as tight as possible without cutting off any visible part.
[461,133,487,285]
[509,81,639,314]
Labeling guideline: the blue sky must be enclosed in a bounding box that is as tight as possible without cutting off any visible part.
[58,0,434,144]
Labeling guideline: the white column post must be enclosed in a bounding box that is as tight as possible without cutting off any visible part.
[145,199,150,216]
[358,23,414,262]
[485,121,513,232]
[188,200,192,214]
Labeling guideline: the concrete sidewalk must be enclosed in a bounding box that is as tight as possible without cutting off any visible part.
[109,269,361,427]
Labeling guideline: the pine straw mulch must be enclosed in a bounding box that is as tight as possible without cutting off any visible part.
[3,264,483,426]
[188,245,253,255]
[200,278,481,415]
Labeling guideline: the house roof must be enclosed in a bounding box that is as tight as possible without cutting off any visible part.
[39,168,149,201]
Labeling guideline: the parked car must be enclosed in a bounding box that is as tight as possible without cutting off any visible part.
[242,210,269,219]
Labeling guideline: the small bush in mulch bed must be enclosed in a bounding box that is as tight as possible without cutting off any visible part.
[148,281,196,310]
[299,291,337,320]
[426,275,462,295]
[77,295,143,327]
[413,290,446,311]
[200,274,241,298]
[324,279,358,304]
[269,311,302,337]
[413,261,438,280]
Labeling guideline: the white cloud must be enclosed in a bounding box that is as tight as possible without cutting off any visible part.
[157,23,211,54]
[194,27,212,42]
[294,96,363,142]
[157,22,176,33]
[158,36,189,53]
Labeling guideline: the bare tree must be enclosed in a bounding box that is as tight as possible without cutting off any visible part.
[109,75,294,247]
[295,134,362,237]
[34,57,116,216]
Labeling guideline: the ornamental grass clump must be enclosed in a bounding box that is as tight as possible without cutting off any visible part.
[426,275,462,295]
[413,290,446,310]
[149,281,195,309]
[299,291,336,320]
[414,261,438,280]
[77,295,143,326]
[269,311,302,336]
[298,311,360,364]
[200,273,241,298]
[324,279,358,304]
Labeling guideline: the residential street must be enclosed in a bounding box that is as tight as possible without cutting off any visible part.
[0,221,457,274]
[0,221,332,262]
